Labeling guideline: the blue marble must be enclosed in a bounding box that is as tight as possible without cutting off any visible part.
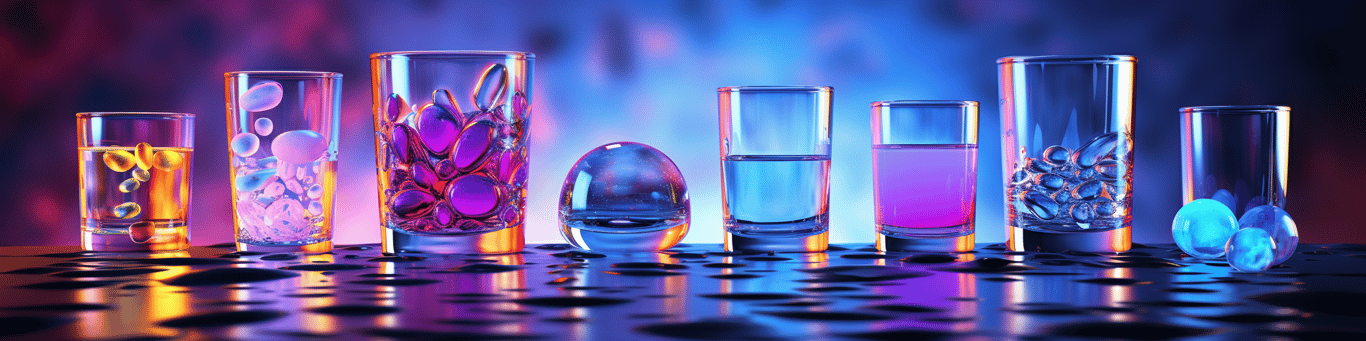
[1237,205,1299,266]
[559,142,689,251]
[1226,227,1275,272]
[1171,199,1239,259]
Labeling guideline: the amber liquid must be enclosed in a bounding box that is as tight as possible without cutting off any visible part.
[79,146,191,251]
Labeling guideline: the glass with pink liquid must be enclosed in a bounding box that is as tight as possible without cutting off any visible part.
[872,100,978,252]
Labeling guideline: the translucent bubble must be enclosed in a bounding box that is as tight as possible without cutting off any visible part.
[452,121,496,171]
[113,202,142,219]
[1226,227,1275,272]
[1237,205,1299,266]
[284,179,304,195]
[473,63,508,111]
[102,150,137,172]
[152,150,184,171]
[271,130,328,164]
[389,189,436,220]
[559,142,689,233]
[131,168,151,182]
[432,89,464,121]
[1035,173,1066,191]
[254,117,274,136]
[306,184,323,199]
[134,143,154,171]
[385,93,409,123]
[1095,159,1120,180]
[1019,189,1060,220]
[119,178,140,193]
[416,103,460,155]
[231,133,261,157]
[1070,202,1095,222]
[240,80,283,112]
[128,221,155,243]
[1071,132,1120,168]
[1071,180,1103,201]
[235,168,277,192]
[1042,145,1070,165]
[307,201,323,216]
[1094,198,1119,217]
[1172,199,1239,259]
[445,174,502,218]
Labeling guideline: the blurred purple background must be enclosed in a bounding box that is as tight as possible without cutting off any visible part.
[3,0,1362,246]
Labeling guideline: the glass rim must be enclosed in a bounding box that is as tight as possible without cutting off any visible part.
[76,112,194,118]
[872,100,978,108]
[370,50,534,60]
[997,54,1135,64]
[717,85,832,93]
[1181,105,1290,114]
[225,71,342,79]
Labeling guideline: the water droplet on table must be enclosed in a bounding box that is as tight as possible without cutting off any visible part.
[240,81,284,112]
[559,142,690,251]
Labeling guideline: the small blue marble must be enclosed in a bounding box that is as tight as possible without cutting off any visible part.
[1226,227,1275,272]
[1172,199,1239,259]
[1237,205,1299,266]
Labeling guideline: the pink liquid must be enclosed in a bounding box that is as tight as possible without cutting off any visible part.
[873,144,977,237]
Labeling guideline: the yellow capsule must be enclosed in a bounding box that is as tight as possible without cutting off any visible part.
[134,142,154,170]
[152,150,185,171]
[102,150,137,172]
[128,221,156,243]
[132,168,151,182]
[113,202,142,219]
[118,178,140,193]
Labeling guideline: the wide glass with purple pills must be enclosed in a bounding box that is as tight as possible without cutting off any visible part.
[371,51,532,254]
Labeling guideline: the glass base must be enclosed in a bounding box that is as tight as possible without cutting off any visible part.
[82,224,189,252]
[562,223,689,252]
[725,230,828,252]
[878,233,975,252]
[383,225,524,255]
[1008,226,1131,253]
[237,240,332,253]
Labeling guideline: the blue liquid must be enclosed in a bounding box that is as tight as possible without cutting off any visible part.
[722,155,829,237]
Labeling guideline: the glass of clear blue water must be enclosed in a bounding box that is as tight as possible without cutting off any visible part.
[718,86,832,252]
[999,55,1135,253]
[1180,105,1290,217]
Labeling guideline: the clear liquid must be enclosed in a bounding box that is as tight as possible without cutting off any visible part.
[1183,113,1285,217]
[79,146,192,251]
[230,158,336,247]
[722,155,829,237]
[874,144,976,238]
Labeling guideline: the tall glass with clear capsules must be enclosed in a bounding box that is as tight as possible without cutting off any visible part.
[873,101,978,252]
[719,86,831,252]
[372,51,532,254]
[225,71,341,253]
[1181,106,1289,217]
[999,55,1134,253]
[78,112,193,252]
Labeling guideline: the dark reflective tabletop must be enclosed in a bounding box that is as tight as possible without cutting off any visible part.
[1,242,1364,340]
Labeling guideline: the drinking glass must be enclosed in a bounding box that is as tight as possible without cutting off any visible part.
[372,51,532,254]
[999,55,1135,253]
[78,112,193,251]
[719,86,832,252]
[1180,105,1290,216]
[225,71,341,252]
[873,100,978,252]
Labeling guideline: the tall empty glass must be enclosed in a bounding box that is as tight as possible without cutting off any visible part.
[372,51,532,254]
[225,71,341,253]
[719,86,831,252]
[873,101,978,252]
[78,112,193,251]
[999,55,1134,253]
[1181,105,1289,216]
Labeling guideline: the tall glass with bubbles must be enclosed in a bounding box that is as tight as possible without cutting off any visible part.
[719,86,831,252]
[225,71,341,253]
[78,112,193,251]
[372,51,532,254]
[999,55,1134,253]
[873,101,978,252]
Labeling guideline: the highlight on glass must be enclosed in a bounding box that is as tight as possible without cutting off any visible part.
[371,51,533,254]
[998,55,1135,253]
[718,86,832,252]
[225,71,341,253]
[872,100,979,252]
[78,112,194,252]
